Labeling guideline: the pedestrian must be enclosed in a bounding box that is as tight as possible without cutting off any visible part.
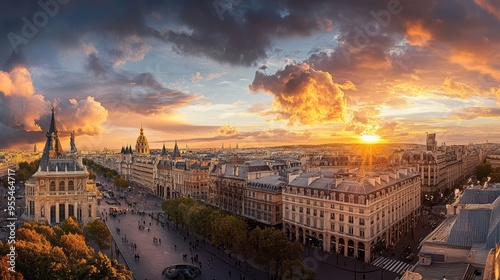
[174,245,177,250]
[159,238,161,245]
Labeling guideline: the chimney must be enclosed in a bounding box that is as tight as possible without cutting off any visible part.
[220,163,226,175]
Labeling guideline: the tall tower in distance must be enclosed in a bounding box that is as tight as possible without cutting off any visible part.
[426,133,437,151]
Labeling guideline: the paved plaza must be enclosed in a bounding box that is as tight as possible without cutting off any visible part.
[97,179,430,280]
[99,194,267,280]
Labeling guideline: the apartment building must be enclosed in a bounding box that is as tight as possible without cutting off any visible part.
[208,160,276,216]
[402,145,481,203]
[243,175,285,226]
[282,168,421,263]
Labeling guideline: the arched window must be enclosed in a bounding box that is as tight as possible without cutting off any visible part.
[68,180,74,191]
[59,181,65,192]
[49,181,56,192]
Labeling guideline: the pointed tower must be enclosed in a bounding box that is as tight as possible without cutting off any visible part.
[161,143,167,157]
[172,140,181,159]
[236,143,239,150]
[34,144,37,153]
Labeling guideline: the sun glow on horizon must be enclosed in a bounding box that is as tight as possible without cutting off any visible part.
[360,134,381,143]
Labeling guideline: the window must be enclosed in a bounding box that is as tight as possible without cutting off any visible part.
[49,181,56,192]
[359,209,364,214]
[306,208,310,214]
[348,216,354,223]
[276,205,280,212]
[299,207,303,213]
[320,210,324,218]
[331,204,335,209]
[339,205,344,211]
[359,218,365,225]
[68,181,75,191]
[292,205,296,211]
[313,209,317,216]
[360,229,365,237]
[348,226,353,235]
[306,217,310,226]
[331,223,335,231]
[339,225,344,233]
[330,213,335,220]
[339,214,344,222]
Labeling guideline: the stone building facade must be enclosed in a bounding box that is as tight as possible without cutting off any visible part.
[24,108,98,225]
[282,168,421,263]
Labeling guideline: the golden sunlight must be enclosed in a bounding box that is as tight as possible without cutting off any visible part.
[360,134,380,143]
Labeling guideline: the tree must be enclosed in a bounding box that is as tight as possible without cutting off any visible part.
[477,162,493,182]
[61,216,83,235]
[186,205,215,239]
[280,259,316,280]
[114,176,129,190]
[83,219,111,250]
[211,214,246,250]
[163,197,197,229]
[10,221,131,279]
[251,227,303,277]
[0,254,24,280]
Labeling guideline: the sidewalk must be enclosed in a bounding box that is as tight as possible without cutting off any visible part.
[102,203,270,280]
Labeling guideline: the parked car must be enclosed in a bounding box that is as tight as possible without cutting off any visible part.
[405,253,415,261]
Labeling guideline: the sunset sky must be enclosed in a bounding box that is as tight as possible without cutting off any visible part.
[1,0,500,150]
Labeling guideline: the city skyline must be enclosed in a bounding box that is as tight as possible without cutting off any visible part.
[1,0,500,150]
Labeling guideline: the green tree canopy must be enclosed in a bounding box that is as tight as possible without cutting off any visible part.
[83,219,111,250]
[477,162,493,182]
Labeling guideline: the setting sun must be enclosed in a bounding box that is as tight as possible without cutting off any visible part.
[360,134,380,143]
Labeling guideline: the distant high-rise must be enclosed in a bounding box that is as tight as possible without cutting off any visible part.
[426,133,437,151]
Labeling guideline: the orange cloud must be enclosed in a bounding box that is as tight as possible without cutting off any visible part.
[441,77,478,99]
[404,20,432,46]
[249,63,349,126]
[216,124,238,136]
[56,96,108,135]
[450,50,500,80]
[0,66,49,131]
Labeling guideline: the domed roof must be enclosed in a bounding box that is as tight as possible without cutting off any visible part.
[136,127,149,144]
[135,125,150,154]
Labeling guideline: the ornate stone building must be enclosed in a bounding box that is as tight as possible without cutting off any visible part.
[135,125,150,155]
[208,160,276,216]
[282,168,421,263]
[24,108,98,225]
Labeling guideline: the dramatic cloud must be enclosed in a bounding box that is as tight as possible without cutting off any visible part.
[57,96,108,135]
[0,66,49,131]
[249,63,349,125]
[216,124,238,136]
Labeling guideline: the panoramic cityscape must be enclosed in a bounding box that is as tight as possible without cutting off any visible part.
[2,0,500,279]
